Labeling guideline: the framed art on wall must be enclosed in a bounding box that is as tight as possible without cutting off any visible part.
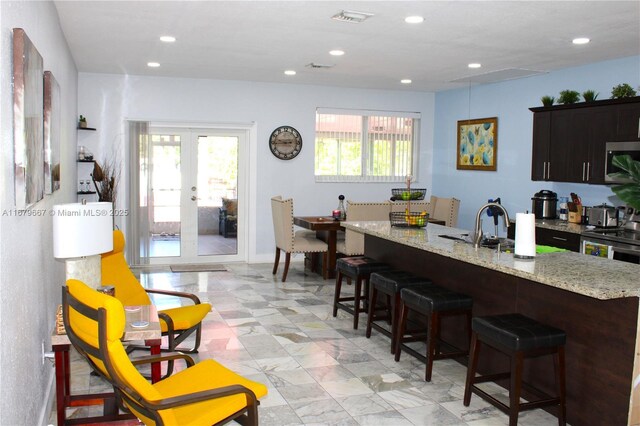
[456,117,497,171]
[13,28,44,208]
[44,71,61,193]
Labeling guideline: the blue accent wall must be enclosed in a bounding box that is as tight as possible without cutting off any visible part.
[433,56,640,230]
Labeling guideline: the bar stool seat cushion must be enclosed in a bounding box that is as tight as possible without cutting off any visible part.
[336,256,389,277]
[371,271,433,294]
[472,313,567,351]
[401,286,472,313]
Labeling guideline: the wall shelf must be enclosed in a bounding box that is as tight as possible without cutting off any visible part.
[77,191,97,195]
[77,126,96,131]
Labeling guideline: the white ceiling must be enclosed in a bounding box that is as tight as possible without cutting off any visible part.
[54,1,640,92]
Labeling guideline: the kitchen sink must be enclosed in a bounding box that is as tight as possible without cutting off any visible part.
[438,234,515,252]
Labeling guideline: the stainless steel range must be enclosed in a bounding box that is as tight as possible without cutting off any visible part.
[581,206,640,264]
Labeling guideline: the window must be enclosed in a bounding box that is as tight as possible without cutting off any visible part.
[315,108,420,182]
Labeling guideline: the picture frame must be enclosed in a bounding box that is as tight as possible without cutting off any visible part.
[13,28,44,208]
[456,117,498,171]
[44,71,61,194]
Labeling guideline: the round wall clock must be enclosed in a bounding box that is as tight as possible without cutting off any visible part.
[269,126,302,160]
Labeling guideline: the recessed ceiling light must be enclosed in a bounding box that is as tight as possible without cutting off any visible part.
[160,36,176,43]
[405,16,424,24]
[572,37,590,45]
[284,70,296,76]
[468,63,482,69]
[329,50,345,56]
[147,62,160,68]
[401,79,412,84]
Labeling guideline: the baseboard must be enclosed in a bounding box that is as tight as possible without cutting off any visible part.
[38,363,55,426]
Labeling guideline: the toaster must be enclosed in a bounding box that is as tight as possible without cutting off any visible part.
[588,204,619,228]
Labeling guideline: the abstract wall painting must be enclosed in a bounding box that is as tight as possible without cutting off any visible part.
[13,28,44,208]
[456,117,498,171]
[44,71,61,193]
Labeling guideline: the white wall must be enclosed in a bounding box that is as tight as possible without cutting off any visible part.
[0,1,78,424]
[433,56,640,231]
[78,73,435,260]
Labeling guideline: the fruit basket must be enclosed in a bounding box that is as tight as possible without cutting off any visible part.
[391,188,426,201]
[390,211,429,228]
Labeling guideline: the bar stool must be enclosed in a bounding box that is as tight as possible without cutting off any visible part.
[394,285,473,381]
[463,313,566,426]
[365,270,433,354]
[332,256,390,329]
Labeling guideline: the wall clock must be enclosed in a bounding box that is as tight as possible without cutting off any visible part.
[269,126,302,160]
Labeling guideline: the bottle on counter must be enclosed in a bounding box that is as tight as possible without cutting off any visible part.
[337,194,346,221]
[559,197,568,221]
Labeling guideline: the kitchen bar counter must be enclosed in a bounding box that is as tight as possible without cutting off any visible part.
[342,221,640,299]
[342,220,640,426]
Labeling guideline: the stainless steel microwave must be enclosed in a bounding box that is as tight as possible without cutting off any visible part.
[604,141,640,183]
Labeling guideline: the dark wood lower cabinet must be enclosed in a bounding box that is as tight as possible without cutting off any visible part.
[366,234,636,426]
[507,225,581,252]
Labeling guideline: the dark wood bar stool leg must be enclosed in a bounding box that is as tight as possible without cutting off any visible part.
[394,301,409,362]
[556,347,567,426]
[509,352,524,426]
[333,270,344,317]
[353,277,363,329]
[365,285,378,338]
[463,333,480,406]
[426,311,439,382]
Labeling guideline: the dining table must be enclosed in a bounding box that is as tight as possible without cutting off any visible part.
[293,216,344,279]
[293,216,447,280]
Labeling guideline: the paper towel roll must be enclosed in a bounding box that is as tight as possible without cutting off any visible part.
[514,213,536,259]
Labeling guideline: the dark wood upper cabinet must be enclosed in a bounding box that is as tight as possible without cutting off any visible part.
[615,102,640,141]
[530,96,640,184]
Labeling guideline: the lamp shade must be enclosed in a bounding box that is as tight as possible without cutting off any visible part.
[53,202,113,258]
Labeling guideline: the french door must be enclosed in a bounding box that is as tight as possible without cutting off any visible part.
[144,126,246,264]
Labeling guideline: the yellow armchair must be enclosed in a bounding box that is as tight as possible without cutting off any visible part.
[63,279,267,426]
[101,230,211,354]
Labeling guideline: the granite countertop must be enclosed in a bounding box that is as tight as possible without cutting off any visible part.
[509,218,589,234]
[342,221,640,300]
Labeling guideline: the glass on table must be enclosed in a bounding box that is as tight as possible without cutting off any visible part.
[125,305,150,328]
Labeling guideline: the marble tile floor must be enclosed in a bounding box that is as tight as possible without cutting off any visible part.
[51,262,564,425]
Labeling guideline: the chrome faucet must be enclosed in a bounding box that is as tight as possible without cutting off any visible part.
[473,202,510,248]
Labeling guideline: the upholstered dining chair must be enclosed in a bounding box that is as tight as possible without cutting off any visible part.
[63,279,267,426]
[271,196,328,282]
[337,201,392,256]
[102,230,211,354]
[429,196,461,227]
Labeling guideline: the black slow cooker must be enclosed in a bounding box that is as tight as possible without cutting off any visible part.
[531,190,557,219]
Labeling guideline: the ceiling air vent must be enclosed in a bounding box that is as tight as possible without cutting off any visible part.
[306,63,335,69]
[331,10,374,23]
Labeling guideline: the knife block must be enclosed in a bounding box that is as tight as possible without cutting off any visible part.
[568,205,582,223]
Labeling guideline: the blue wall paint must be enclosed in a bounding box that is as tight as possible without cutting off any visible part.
[433,56,640,231]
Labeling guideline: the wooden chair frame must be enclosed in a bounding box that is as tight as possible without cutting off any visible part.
[62,285,260,426]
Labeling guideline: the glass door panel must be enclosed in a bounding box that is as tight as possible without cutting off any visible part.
[196,135,238,256]
[148,134,182,258]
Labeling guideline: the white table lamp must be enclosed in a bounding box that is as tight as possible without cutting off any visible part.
[53,202,114,289]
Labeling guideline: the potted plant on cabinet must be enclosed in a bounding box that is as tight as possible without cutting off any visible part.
[557,90,580,104]
[540,95,555,107]
[582,90,599,102]
[611,83,637,99]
